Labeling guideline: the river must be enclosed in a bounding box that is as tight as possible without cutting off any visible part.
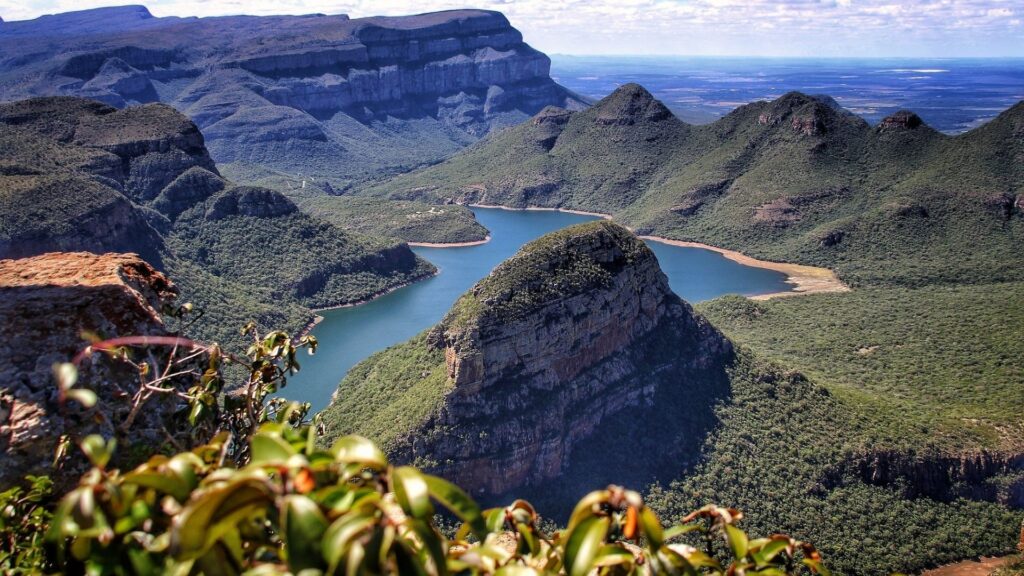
[289,207,792,412]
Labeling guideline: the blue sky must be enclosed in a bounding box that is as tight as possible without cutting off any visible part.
[3,0,1023,57]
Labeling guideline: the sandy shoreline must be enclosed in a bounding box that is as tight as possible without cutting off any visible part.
[640,236,850,299]
[468,203,848,299]
[311,270,439,314]
[408,235,492,248]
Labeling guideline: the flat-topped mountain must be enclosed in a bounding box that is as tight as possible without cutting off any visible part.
[322,221,733,498]
[0,96,433,345]
[368,85,1024,288]
[0,6,586,188]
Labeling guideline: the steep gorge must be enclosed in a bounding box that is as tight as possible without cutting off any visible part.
[322,221,733,499]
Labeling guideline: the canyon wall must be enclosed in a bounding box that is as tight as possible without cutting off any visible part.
[0,7,587,185]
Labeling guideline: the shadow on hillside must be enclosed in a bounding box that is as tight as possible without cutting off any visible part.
[482,346,735,522]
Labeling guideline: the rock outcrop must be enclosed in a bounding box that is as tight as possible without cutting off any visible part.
[824,449,1024,508]
[0,97,220,267]
[0,7,588,184]
[0,252,189,486]
[878,110,925,131]
[332,222,732,497]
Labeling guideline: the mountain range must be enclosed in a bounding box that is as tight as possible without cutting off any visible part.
[367,84,1024,287]
[0,6,585,190]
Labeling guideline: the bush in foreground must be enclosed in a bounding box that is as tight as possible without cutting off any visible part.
[4,323,827,575]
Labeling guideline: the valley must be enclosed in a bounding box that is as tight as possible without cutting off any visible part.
[0,5,1021,575]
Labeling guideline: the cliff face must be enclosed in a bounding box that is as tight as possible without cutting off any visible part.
[0,7,586,185]
[0,95,435,347]
[328,222,732,498]
[0,252,187,486]
[824,449,1024,508]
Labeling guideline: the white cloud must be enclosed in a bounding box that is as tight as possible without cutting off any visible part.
[1,0,1022,56]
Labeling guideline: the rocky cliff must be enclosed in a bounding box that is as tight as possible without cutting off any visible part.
[0,6,587,186]
[0,252,187,486]
[824,449,1024,508]
[323,222,732,498]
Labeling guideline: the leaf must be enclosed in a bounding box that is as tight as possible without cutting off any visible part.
[66,388,97,409]
[640,507,667,549]
[423,474,487,539]
[79,435,114,470]
[123,470,191,502]
[249,432,295,465]
[281,495,328,572]
[392,466,433,520]
[170,474,274,560]
[408,519,448,576]
[725,524,749,559]
[663,524,702,541]
[566,490,606,532]
[563,516,610,576]
[53,363,77,391]
[331,435,387,469]
[757,538,792,563]
[495,567,542,576]
[324,514,375,574]
[592,544,635,568]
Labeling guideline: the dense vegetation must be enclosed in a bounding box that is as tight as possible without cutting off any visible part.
[300,196,489,244]
[698,286,1024,451]
[0,96,437,348]
[647,352,1023,576]
[442,221,648,330]
[352,86,1024,572]
[320,332,451,450]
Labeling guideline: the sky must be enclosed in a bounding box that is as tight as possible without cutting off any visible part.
[2,0,1023,57]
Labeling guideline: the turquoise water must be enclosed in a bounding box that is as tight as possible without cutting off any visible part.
[289,208,791,411]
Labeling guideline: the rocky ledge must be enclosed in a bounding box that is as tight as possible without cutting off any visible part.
[326,222,733,497]
[0,252,189,486]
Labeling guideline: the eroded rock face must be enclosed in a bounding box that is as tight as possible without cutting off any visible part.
[878,110,924,131]
[824,449,1024,508]
[396,222,731,495]
[0,252,188,487]
[0,8,587,182]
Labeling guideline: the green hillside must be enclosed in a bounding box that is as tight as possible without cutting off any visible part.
[0,97,436,346]
[323,223,1024,576]
[299,196,489,244]
[353,88,1024,573]
[365,86,1024,288]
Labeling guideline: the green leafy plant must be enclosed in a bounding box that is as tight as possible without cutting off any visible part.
[0,476,54,574]
[46,426,828,575]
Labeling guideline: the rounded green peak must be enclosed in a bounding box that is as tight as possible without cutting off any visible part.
[591,83,674,125]
[440,221,655,330]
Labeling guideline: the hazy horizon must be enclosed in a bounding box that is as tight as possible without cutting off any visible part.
[2,1,1023,59]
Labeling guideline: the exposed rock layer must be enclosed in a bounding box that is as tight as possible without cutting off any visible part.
[0,6,587,184]
[0,252,186,486]
[824,449,1024,508]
